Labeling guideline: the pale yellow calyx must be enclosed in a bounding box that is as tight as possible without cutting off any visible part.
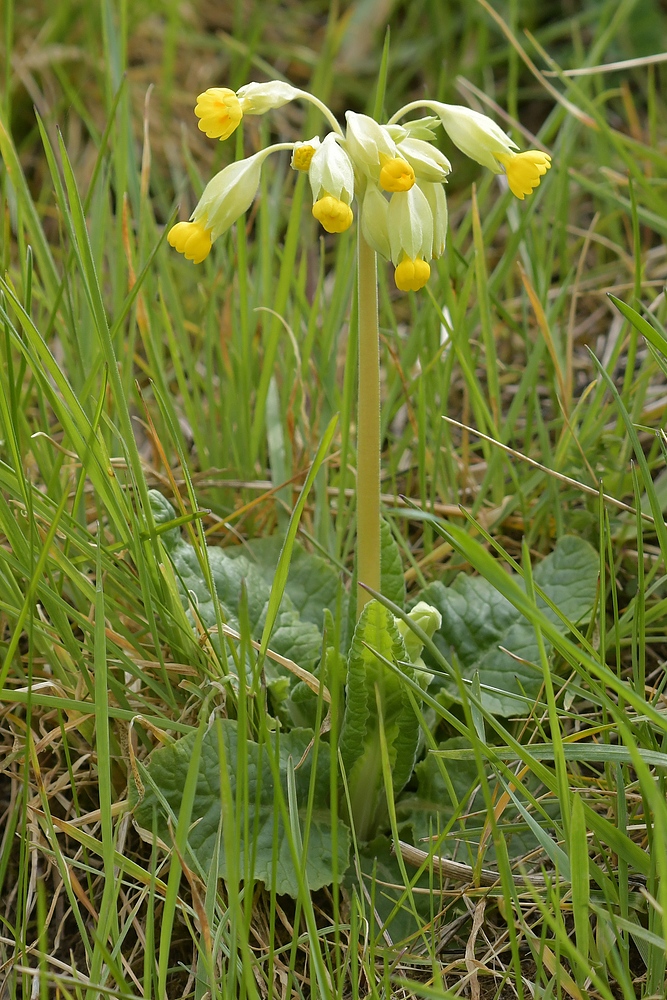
[379,157,415,193]
[292,144,317,172]
[394,257,430,292]
[167,221,213,263]
[495,149,551,200]
[312,195,353,234]
[194,88,243,140]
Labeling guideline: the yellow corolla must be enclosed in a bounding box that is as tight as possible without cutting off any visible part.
[312,195,354,234]
[194,89,243,140]
[394,257,431,292]
[494,150,552,200]
[167,221,213,263]
[194,81,300,141]
[379,157,415,193]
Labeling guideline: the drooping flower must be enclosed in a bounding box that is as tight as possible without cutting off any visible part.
[169,145,291,262]
[195,82,300,141]
[391,101,551,201]
[387,184,434,292]
[431,103,518,172]
[344,112,397,183]
[395,138,451,183]
[307,133,355,234]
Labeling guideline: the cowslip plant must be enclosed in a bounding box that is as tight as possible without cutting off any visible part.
[167,79,551,614]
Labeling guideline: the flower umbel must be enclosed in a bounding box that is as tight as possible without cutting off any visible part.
[174,80,552,288]
[168,77,555,678]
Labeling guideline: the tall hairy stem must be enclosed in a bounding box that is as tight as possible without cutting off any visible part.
[356,225,381,614]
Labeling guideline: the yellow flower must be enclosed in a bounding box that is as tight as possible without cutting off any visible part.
[167,221,213,263]
[195,82,300,142]
[292,143,318,172]
[312,195,354,234]
[494,150,551,199]
[379,157,415,193]
[394,257,430,292]
[194,89,243,140]
[292,146,315,173]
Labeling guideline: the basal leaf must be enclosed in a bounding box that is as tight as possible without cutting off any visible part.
[380,518,406,608]
[148,490,322,670]
[229,536,342,630]
[132,719,350,898]
[423,535,598,715]
[339,600,419,841]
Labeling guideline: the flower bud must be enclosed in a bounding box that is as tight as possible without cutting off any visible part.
[379,157,415,193]
[394,257,430,292]
[312,196,353,234]
[395,601,442,662]
[291,137,321,172]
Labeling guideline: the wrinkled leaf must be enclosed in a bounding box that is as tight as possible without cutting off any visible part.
[132,719,350,897]
[229,536,342,630]
[344,517,406,649]
[380,518,406,609]
[399,740,560,861]
[423,536,599,715]
[149,491,322,670]
[339,600,419,841]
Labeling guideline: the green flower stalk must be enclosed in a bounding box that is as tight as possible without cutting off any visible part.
[168,80,551,611]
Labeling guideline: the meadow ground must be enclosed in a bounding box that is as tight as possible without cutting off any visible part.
[2,1,667,997]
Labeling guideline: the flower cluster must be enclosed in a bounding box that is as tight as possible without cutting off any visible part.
[168,82,551,292]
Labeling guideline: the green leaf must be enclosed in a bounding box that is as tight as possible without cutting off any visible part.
[339,600,419,841]
[400,740,561,860]
[380,518,406,608]
[148,490,323,670]
[259,413,338,658]
[228,535,342,630]
[132,719,350,898]
[608,293,667,358]
[423,535,599,715]
[344,518,406,649]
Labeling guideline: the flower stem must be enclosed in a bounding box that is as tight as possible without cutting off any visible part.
[356,225,381,614]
